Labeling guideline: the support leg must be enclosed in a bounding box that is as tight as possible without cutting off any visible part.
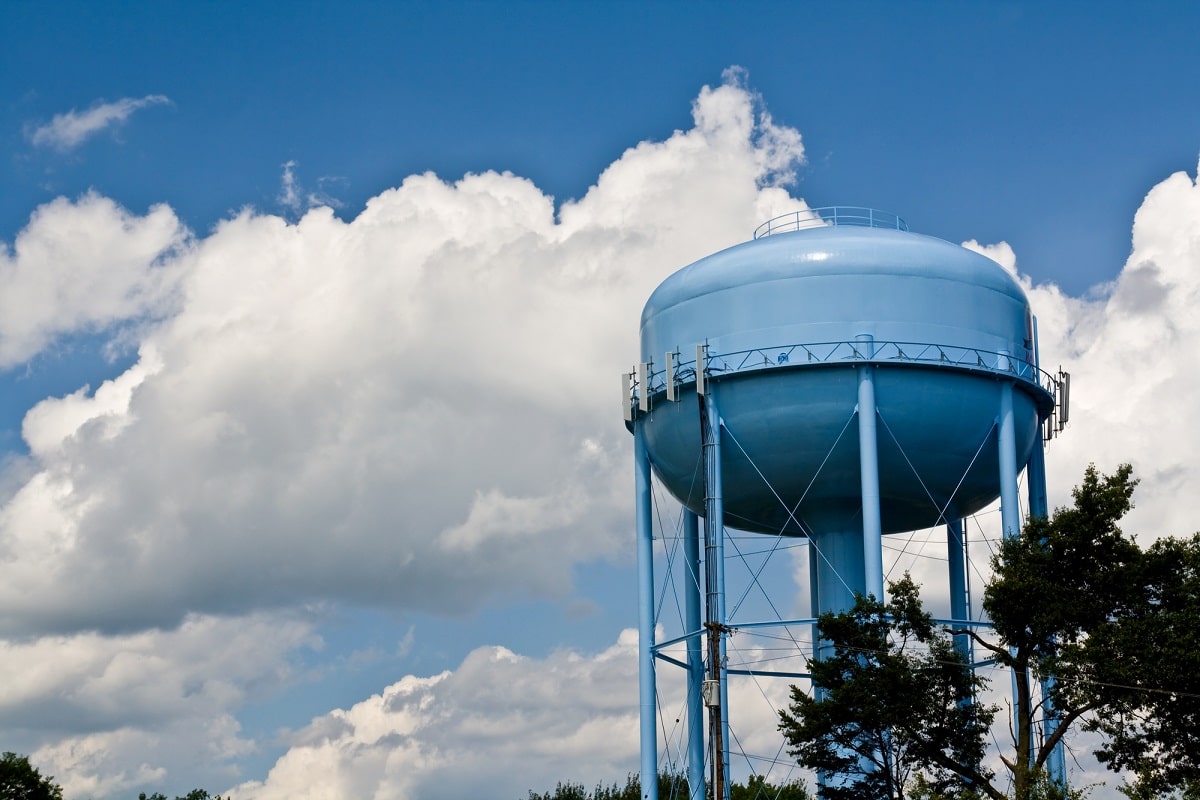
[998,376,1034,770]
[998,379,1020,541]
[857,335,884,603]
[635,424,659,800]
[1027,436,1066,785]
[683,510,706,800]
[946,518,970,663]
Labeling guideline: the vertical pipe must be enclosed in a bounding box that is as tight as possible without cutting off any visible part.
[702,391,730,800]
[634,424,659,800]
[946,518,970,662]
[997,377,1020,541]
[1027,438,1048,520]
[857,335,884,602]
[683,510,706,800]
[997,372,1029,766]
[1027,434,1066,785]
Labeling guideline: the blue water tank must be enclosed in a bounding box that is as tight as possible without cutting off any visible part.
[635,213,1053,536]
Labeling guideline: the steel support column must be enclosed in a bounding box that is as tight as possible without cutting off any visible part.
[683,509,706,800]
[946,518,971,662]
[857,335,883,602]
[997,373,1028,756]
[635,423,659,800]
[1027,435,1066,785]
[998,378,1020,541]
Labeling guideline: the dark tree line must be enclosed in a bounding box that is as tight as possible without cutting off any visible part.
[1,752,63,800]
[0,753,229,800]
[526,772,811,800]
[778,465,1200,800]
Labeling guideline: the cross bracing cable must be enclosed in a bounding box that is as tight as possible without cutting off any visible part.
[651,450,707,637]
[875,412,997,583]
[719,416,858,601]
[720,409,857,539]
[651,478,689,633]
[654,681,689,781]
[721,661,815,792]
[713,421,845,671]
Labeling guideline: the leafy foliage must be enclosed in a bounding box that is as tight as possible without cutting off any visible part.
[777,576,994,800]
[526,772,810,800]
[781,465,1200,800]
[0,753,63,800]
[982,465,1200,796]
[1069,533,1200,795]
[972,464,1144,798]
[985,464,1141,662]
[730,774,812,800]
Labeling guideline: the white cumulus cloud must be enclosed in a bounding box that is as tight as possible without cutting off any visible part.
[970,158,1200,539]
[229,632,642,800]
[0,73,804,638]
[226,628,804,800]
[3,71,1199,800]
[0,193,189,369]
[2,613,320,797]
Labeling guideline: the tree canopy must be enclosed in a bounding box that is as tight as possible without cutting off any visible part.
[525,772,811,800]
[779,465,1200,800]
[778,576,993,800]
[0,752,63,800]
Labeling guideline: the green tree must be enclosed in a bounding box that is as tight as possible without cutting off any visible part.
[730,774,812,800]
[527,772,810,800]
[973,464,1143,799]
[0,753,63,800]
[779,465,1200,800]
[1065,533,1200,796]
[777,576,994,800]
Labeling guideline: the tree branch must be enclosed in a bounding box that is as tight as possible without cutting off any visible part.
[956,628,1008,661]
[1035,701,1100,769]
[927,751,1005,800]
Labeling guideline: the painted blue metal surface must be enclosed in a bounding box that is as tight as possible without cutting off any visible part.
[946,518,971,661]
[627,211,1065,797]
[641,226,1032,361]
[633,225,1052,536]
[634,427,658,800]
[1027,437,1066,785]
[856,335,883,602]
[682,510,706,800]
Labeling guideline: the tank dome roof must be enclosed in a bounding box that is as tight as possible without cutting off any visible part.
[642,226,1024,329]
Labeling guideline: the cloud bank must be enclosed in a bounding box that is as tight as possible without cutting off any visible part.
[1,73,805,796]
[0,73,803,639]
[2,70,1198,798]
[985,159,1200,537]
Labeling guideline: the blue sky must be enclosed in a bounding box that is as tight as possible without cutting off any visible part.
[2,3,1199,798]
[7,2,1198,291]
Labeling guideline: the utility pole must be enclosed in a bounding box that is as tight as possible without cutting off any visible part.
[704,621,731,800]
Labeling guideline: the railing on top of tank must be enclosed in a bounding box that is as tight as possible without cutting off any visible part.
[753,206,909,239]
[632,339,1058,402]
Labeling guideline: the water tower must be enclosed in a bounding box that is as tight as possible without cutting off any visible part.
[623,208,1068,799]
